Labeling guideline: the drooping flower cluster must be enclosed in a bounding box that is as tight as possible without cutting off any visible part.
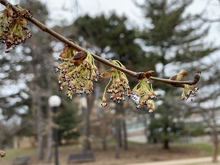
[170,70,201,101]
[55,45,99,99]
[100,60,131,107]
[0,150,6,158]
[132,78,156,113]
[0,5,32,52]
[181,84,199,100]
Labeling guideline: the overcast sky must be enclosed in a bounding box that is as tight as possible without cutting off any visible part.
[0,0,218,48]
[42,0,220,44]
[44,0,207,25]
[44,0,144,27]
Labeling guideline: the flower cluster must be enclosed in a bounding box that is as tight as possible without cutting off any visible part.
[0,150,6,158]
[100,60,131,107]
[170,70,201,101]
[132,78,156,113]
[0,5,32,52]
[181,84,199,100]
[55,45,99,99]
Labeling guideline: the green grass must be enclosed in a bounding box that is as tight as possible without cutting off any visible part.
[190,143,213,154]
[0,147,36,160]
[179,142,220,155]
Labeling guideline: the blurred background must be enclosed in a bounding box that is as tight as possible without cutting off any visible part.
[0,0,220,164]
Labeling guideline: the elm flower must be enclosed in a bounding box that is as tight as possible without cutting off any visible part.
[181,84,199,100]
[0,5,32,52]
[170,70,201,101]
[132,78,156,113]
[100,60,130,107]
[101,97,107,107]
[55,46,99,99]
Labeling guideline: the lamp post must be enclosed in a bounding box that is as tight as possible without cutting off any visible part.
[48,95,61,165]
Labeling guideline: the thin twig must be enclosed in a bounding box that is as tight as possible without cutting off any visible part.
[0,0,200,85]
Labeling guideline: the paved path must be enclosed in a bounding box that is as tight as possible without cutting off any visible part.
[127,156,220,165]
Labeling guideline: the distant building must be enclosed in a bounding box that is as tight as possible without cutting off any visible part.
[13,136,36,149]
[126,115,148,143]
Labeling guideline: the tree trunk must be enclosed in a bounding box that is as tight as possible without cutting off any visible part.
[36,96,44,160]
[115,119,120,159]
[163,139,169,149]
[118,119,122,147]
[102,137,107,151]
[101,118,108,151]
[45,107,52,163]
[82,106,90,153]
[143,114,149,144]
[37,128,44,160]
[114,103,124,158]
[122,119,128,150]
[212,129,219,163]
[82,94,94,153]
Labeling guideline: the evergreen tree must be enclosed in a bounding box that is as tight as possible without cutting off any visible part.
[137,0,218,149]
[73,13,147,71]
[57,100,80,144]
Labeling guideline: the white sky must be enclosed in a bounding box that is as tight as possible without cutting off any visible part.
[0,0,219,46]
[43,0,220,46]
[44,0,145,27]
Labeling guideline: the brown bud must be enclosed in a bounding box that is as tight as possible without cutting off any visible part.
[70,51,87,66]
[100,70,112,78]
[194,69,201,84]
[139,70,155,79]
[59,45,70,59]
[170,70,187,81]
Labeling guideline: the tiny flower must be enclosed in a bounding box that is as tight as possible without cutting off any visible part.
[101,97,107,107]
[107,85,113,93]
[147,100,155,113]
[58,75,63,84]
[67,90,73,99]
[59,82,67,91]
[148,109,154,113]
[84,90,91,95]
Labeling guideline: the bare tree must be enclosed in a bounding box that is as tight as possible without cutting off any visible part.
[188,59,220,163]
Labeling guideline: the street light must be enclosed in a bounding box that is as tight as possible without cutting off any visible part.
[48,95,61,165]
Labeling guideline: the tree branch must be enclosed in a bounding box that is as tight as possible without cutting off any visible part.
[0,0,200,85]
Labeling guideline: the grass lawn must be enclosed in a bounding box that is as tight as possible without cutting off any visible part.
[0,142,218,165]
[0,147,36,159]
[179,142,220,156]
